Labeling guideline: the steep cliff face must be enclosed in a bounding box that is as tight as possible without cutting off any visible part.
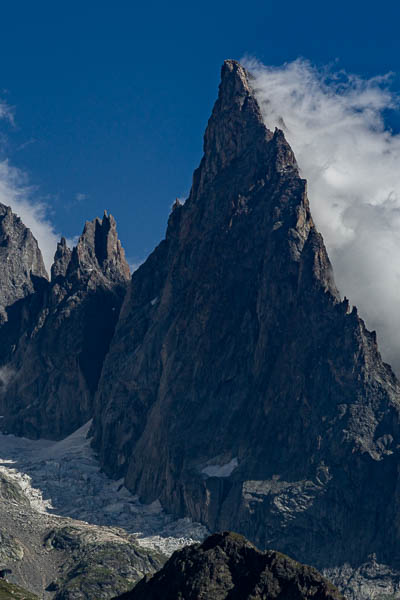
[92,61,400,572]
[114,532,345,600]
[0,212,130,439]
[0,203,47,322]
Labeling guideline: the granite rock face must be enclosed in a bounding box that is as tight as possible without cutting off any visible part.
[0,211,130,439]
[92,60,400,577]
[0,203,47,323]
[113,531,345,600]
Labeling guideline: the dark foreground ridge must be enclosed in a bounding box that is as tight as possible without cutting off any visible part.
[113,532,345,600]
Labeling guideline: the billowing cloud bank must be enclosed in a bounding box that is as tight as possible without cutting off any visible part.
[245,58,400,372]
[0,102,59,273]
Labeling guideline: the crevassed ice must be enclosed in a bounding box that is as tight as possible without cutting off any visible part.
[0,421,208,555]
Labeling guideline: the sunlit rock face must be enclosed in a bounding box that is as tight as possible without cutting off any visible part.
[0,203,48,323]
[0,211,130,439]
[92,60,400,579]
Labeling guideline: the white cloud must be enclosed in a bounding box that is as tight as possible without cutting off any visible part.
[0,100,14,125]
[244,57,400,372]
[0,159,59,274]
[0,102,59,274]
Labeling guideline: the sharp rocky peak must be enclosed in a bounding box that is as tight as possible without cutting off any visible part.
[51,237,71,281]
[204,59,269,164]
[91,60,400,588]
[191,60,297,203]
[58,211,130,286]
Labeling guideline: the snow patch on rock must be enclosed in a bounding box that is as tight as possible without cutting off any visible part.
[201,457,238,478]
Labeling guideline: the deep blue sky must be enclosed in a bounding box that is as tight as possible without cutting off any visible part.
[0,0,399,266]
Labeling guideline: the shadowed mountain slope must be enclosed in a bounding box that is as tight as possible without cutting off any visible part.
[0,211,130,439]
[0,203,47,323]
[91,61,400,575]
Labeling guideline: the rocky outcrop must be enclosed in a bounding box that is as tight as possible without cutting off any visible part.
[91,59,400,582]
[114,531,345,600]
[0,212,130,439]
[51,237,72,280]
[46,526,165,600]
[0,203,47,323]
[0,580,39,599]
[0,469,165,600]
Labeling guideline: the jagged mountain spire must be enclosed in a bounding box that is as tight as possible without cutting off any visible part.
[194,61,271,193]
[0,211,130,439]
[67,212,131,284]
[190,60,298,204]
[51,236,71,281]
[92,61,400,582]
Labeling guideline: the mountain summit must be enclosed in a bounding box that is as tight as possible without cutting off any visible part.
[91,60,400,578]
[0,60,399,598]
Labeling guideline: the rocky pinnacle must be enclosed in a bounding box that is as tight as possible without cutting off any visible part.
[91,61,400,582]
[0,211,130,439]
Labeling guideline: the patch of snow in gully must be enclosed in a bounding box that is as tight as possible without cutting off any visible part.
[0,421,207,554]
[201,457,238,478]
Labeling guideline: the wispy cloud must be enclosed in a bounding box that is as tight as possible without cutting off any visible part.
[0,101,59,273]
[245,57,400,371]
[75,192,88,203]
[0,100,15,126]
